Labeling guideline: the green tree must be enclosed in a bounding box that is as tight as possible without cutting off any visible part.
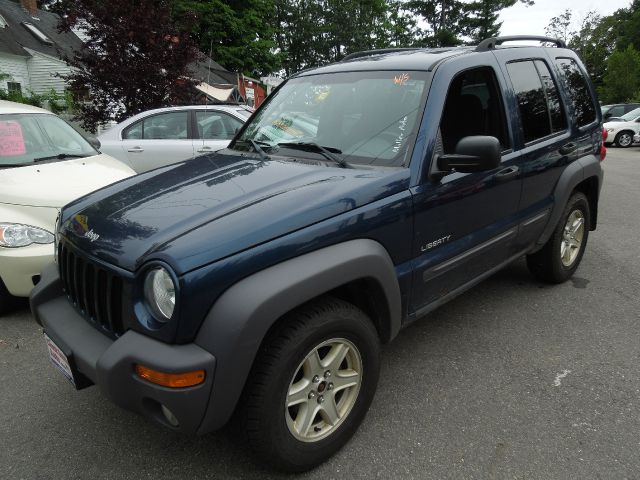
[545,8,574,43]
[173,0,280,77]
[461,0,534,43]
[386,0,421,47]
[57,0,200,132]
[569,12,617,88]
[600,44,640,103]
[615,0,640,52]
[407,0,465,47]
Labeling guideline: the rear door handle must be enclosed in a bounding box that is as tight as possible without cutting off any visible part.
[494,165,519,181]
[127,147,144,153]
[559,142,578,155]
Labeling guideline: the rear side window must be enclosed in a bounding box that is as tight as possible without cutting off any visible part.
[555,57,597,127]
[535,60,567,133]
[123,112,189,140]
[506,60,567,144]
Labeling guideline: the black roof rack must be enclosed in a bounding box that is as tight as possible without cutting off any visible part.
[341,48,421,61]
[476,35,567,52]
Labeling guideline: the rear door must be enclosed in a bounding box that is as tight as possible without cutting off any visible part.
[493,49,578,250]
[410,55,524,314]
[193,110,244,156]
[121,110,194,172]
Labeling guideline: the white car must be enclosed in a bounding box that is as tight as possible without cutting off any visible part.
[98,105,252,173]
[604,107,640,148]
[0,100,135,313]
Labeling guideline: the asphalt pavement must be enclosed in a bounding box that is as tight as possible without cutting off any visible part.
[1,148,639,479]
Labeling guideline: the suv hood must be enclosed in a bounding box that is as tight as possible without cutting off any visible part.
[60,152,408,273]
[0,153,135,208]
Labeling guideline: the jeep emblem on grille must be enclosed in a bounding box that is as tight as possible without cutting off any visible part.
[84,229,100,242]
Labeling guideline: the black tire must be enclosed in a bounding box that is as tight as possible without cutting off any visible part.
[240,297,380,472]
[526,192,590,283]
[615,131,634,148]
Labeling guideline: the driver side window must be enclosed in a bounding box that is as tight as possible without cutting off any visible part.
[439,67,510,154]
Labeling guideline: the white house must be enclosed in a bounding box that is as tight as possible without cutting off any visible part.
[0,0,83,96]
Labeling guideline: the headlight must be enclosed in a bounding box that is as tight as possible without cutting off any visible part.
[606,128,615,133]
[0,223,54,248]
[144,267,176,322]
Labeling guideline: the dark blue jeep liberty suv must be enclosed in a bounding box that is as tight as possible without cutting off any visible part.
[31,36,605,471]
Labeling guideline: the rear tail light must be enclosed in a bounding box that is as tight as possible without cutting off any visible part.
[600,127,607,161]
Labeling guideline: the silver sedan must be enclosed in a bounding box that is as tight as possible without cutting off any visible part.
[98,105,251,173]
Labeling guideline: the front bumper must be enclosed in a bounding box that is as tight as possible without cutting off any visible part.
[0,243,53,297]
[30,263,217,434]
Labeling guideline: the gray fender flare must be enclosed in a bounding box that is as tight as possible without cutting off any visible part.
[194,239,401,433]
[536,154,602,247]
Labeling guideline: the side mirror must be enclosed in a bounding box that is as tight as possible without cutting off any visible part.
[437,136,501,173]
[87,136,101,150]
[604,112,612,120]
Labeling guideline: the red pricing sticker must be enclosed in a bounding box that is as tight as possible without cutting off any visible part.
[0,121,26,156]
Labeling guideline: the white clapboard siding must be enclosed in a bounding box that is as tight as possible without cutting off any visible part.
[24,48,73,94]
[0,54,31,91]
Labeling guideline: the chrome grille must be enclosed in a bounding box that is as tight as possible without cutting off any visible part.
[58,240,124,336]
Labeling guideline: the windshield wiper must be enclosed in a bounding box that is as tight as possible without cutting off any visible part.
[249,139,270,161]
[277,142,350,168]
[33,153,86,163]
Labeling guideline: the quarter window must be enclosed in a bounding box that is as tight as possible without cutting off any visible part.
[555,58,597,127]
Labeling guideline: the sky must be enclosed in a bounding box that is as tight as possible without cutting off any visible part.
[498,0,632,37]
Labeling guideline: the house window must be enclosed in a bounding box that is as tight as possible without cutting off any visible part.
[7,82,22,95]
[21,22,53,45]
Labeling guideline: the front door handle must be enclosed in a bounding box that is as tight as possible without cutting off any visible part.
[127,147,144,153]
[197,146,213,153]
[494,165,519,182]
[559,142,578,155]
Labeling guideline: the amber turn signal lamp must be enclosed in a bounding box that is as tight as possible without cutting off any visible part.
[135,364,205,388]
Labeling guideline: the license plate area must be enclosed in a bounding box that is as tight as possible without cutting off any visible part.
[44,333,91,390]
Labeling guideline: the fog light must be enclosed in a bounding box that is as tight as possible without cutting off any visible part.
[135,364,205,388]
[161,404,179,427]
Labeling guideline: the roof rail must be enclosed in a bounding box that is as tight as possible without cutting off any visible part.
[475,35,567,52]
[342,48,421,62]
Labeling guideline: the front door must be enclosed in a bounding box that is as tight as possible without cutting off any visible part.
[193,110,244,156]
[410,62,523,315]
[121,110,194,172]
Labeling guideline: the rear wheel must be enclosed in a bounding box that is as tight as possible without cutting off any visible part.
[615,131,633,148]
[240,297,380,472]
[526,192,590,283]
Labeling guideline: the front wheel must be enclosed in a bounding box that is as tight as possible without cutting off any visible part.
[240,297,380,472]
[615,131,633,148]
[526,192,590,283]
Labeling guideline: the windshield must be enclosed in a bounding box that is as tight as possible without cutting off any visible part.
[232,70,429,167]
[0,113,96,167]
[620,107,640,121]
